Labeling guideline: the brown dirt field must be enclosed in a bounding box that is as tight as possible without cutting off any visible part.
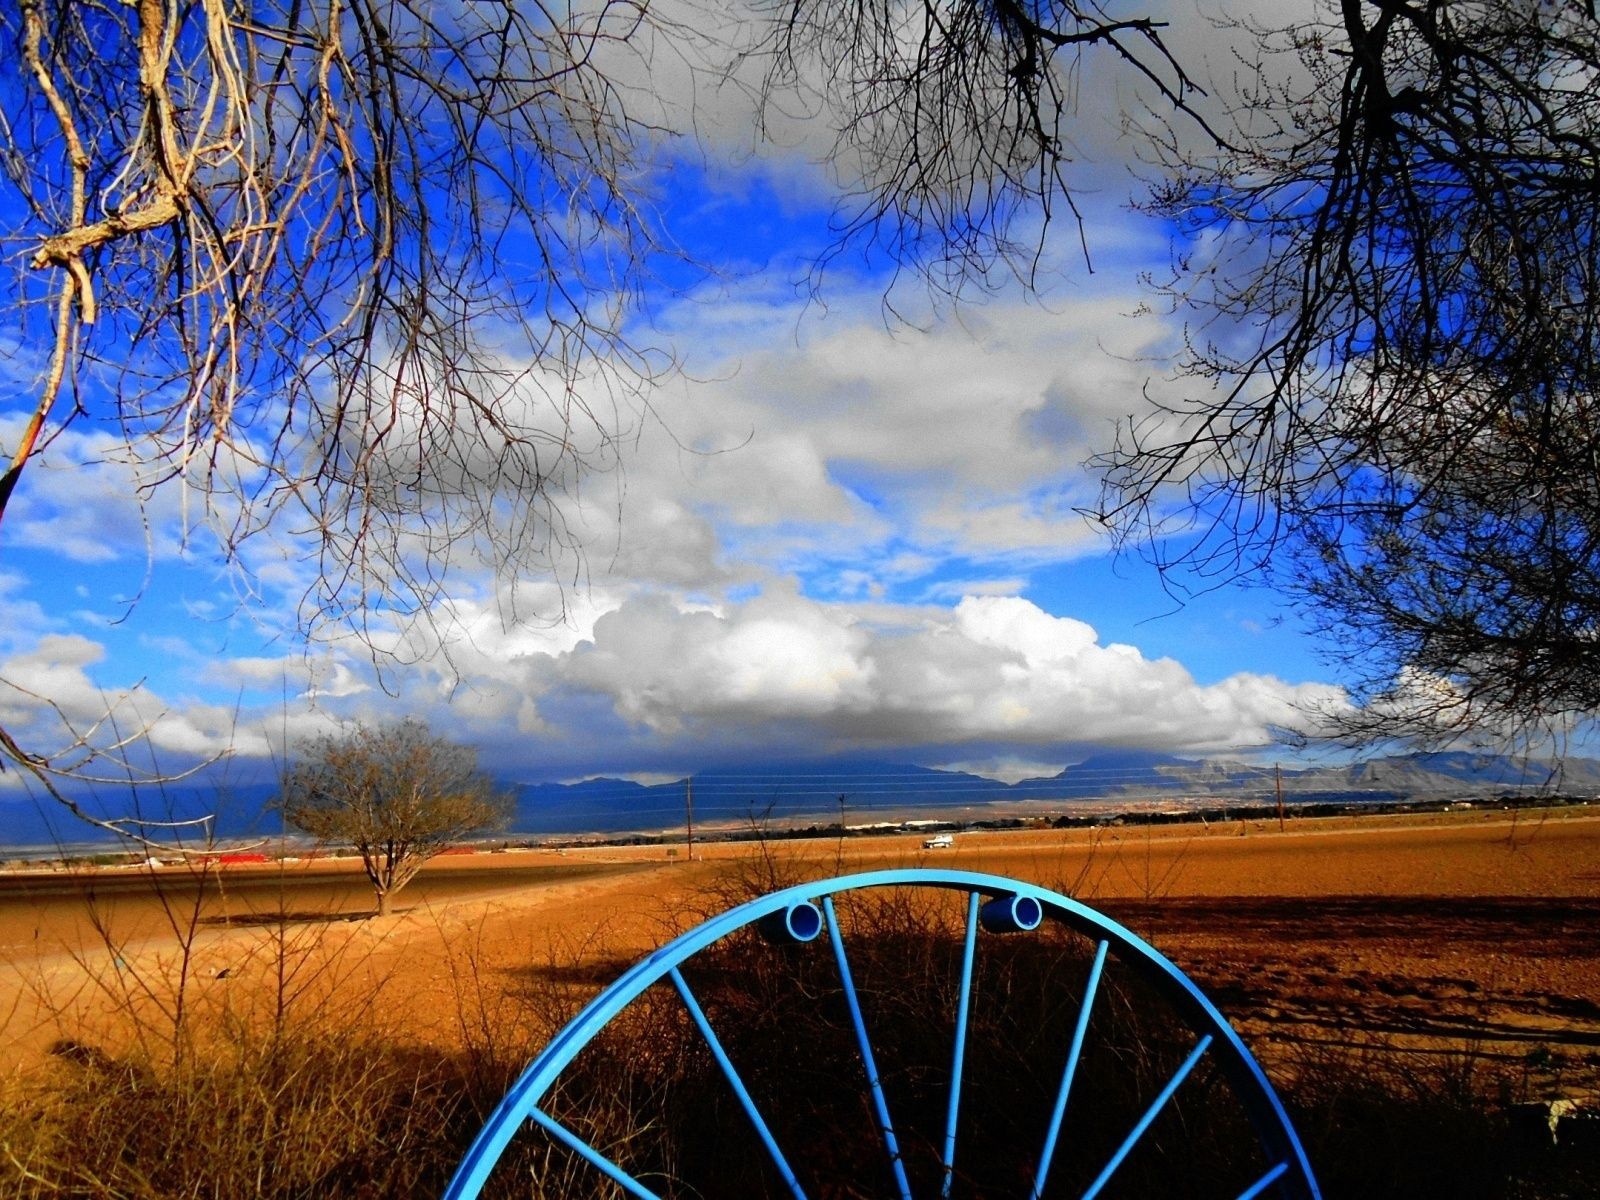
[4,807,1599,1100]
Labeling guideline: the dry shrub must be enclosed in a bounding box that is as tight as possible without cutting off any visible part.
[0,1025,474,1197]
[0,857,493,1199]
[1282,1038,1600,1200]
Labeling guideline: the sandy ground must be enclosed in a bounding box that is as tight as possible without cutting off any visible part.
[4,807,1599,1096]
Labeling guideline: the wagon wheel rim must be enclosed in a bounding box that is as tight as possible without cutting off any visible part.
[445,868,1321,1200]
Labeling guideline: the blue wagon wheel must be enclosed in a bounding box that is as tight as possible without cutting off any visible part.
[446,868,1319,1199]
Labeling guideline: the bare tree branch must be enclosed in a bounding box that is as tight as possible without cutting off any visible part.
[745,0,1215,300]
[1094,0,1600,748]
[3,0,685,640]
[0,712,224,852]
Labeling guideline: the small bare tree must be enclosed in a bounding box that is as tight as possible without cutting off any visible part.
[279,719,513,915]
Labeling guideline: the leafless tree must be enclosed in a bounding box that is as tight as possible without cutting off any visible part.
[1,1,1209,818]
[279,718,512,914]
[1095,0,1600,748]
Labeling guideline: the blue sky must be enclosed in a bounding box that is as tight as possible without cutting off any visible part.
[0,1,1359,796]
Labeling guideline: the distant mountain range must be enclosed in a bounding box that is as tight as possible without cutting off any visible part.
[4,750,1596,850]
[506,750,1600,835]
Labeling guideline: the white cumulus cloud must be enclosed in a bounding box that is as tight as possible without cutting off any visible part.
[544,591,1339,757]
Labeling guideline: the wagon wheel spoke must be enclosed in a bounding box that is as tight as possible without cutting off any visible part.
[668,966,809,1200]
[940,890,982,1198]
[823,894,915,1200]
[525,1106,663,1200]
[1030,938,1109,1200]
[1079,1033,1213,1200]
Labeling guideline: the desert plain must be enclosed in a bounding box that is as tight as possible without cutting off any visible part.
[4,804,1598,1102]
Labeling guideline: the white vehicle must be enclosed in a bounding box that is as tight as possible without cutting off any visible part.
[922,834,954,850]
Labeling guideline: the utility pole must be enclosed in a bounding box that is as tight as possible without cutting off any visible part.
[685,776,695,862]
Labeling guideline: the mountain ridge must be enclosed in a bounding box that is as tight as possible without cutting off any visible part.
[4,750,1595,847]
